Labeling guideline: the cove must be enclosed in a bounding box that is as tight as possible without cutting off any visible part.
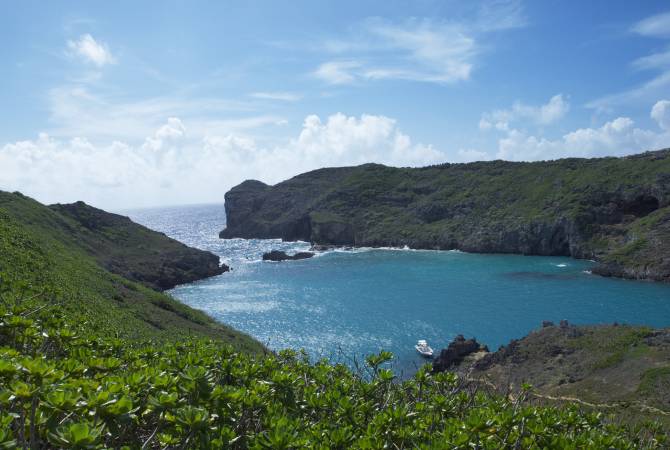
[128,204,670,374]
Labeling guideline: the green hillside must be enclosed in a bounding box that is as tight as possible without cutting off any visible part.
[0,191,261,350]
[221,149,670,282]
[464,323,670,427]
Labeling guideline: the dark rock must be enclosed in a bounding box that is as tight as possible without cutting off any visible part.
[432,335,488,373]
[310,244,334,252]
[262,250,315,262]
[559,319,569,328]
[542,320,554,328]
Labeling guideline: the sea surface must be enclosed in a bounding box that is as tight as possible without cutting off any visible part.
[126,203,670,375]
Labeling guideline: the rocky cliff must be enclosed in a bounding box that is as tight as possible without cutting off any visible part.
[50,201,227,290]
[220,149,670,281]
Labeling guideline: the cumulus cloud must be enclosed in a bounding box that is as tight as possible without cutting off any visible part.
[651,99,670,130]
[492,102,670,161]
[479,94,569,130]
[67,34,116,66]
[0,113,446,209]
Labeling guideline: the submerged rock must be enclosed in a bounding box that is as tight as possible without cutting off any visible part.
[262,250,314,262]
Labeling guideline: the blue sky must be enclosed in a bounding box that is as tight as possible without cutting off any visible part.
[1,0,670,208]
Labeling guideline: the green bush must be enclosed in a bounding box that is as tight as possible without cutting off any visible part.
[0,291,666,449]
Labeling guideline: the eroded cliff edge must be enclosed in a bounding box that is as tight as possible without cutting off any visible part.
[50,201,228,290]
[220,149,670,281]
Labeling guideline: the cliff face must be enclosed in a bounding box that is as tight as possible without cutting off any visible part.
[50,201,227,290]
[220,149,670,281]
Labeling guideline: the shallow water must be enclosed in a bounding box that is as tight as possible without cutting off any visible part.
[126,204,670,374]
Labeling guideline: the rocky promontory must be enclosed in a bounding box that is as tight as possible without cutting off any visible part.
[50,201,228,290]
[220,149,670,282]
[432,335,488,372]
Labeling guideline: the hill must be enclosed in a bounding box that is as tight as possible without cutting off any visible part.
[437,323,670,427]
[221,149,670,282]
[50,201,226,291]
[0,191,261,350]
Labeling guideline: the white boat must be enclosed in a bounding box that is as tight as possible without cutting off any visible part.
[415,339,434,358]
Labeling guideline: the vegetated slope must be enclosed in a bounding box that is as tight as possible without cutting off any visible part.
[50,201,226,290]
[0,191,261,351]
[469,323,670,426]
[0,304,666,448]
[221,149,670,281]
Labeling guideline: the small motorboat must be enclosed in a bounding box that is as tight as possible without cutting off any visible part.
[415,339,434,358]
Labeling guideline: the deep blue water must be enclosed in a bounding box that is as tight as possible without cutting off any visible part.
[126,204,670,374]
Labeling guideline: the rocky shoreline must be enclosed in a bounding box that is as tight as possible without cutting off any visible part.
[220,150,670,283]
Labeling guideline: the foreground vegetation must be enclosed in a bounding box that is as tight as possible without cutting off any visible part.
[1,295,667,449]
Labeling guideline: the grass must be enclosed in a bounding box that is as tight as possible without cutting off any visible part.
[638,367,670,397]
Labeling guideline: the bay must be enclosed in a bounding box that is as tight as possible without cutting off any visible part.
[126,203,670,374]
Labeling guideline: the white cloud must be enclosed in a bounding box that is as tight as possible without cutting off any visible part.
[479,94,569,130]
[0,113,446,209]
[45,86,267,141]
[632,46,670,70]
[588,11,670,110]
[493,103,670,161]
[587,71,670,112]
[651,99,670,130]
[314,61,362,85]
[67,34,116,66]
[312,3,525,86]
[314,19,477,85]
[632,11,670,38]
[250,92,302,102]
[362,20,476,83]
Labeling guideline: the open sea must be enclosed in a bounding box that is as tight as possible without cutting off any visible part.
[126,203,670,375]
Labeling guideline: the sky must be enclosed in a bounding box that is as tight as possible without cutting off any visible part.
[1,0,670,210]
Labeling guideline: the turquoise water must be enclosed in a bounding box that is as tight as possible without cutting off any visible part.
[127,204,670,374]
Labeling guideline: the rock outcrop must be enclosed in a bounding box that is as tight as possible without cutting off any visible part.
[432,335,488,373]
[427,323,670,423]
[262,250,314,261]
[50,201,228,290]
[220,150,670,282]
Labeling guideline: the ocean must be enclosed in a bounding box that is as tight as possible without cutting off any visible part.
[126,203,670,375]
